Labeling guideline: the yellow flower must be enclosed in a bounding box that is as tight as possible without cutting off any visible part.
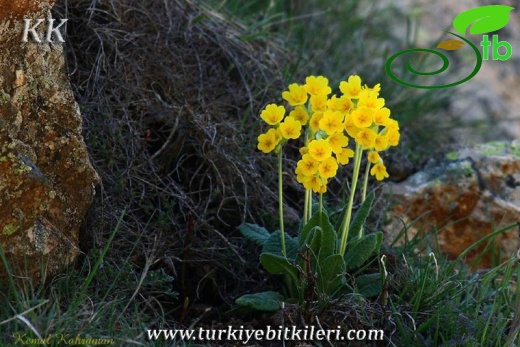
[257,131,277,153]
[282,83,308,106]
[297,173,310,184]
[366,83,381,95]
[336,148,355,165]
[279,116,302,140]
[299,146,309,155]
[367,151,381,164]
[327,95,353,113]
[309,111,324,133]
[260,104,285,125]
[289,106,309,125]
[267,128,282,145]
[344,114,361,138]
[310,94,328,112]
[297,154,319,176]
[356,128,377,148]
[351,106,374,128]
[386,129,400,146]
[319,110,344,135]
[327,132,349,154]
[318,157,338,179]
[303,176,327,194]
[308,139,332,161]
[374,108,391,126]
[304,75,332,96]
[339,75,362,99]
[374,135,389,151]
[295,167,311,184]
[385,119,400,131]
[370,163,389,181]
[358,91,385,109]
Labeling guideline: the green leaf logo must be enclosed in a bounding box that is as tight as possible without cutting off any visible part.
[453,5,514,35]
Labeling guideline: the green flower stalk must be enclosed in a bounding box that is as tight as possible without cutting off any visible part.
[338,143,363,256]
[359,159,372,238]
[277,148,286,257]
[303,188,311,225]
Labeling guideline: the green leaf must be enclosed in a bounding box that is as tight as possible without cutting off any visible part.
[235,291,284,311]
[348,191,375,241]
[453,5,515,35]
[308,227,322,258]
[301,212,337,271]
[240,223,271,246]
[355,273,382,298]
[316,254,346,296]
[260,253,299,286]
[317,222,336,264]
[300,211,335,247]
[262,230,299,261]
[300,216,318,246]
[344,232,382,271]
[307,226,335,267]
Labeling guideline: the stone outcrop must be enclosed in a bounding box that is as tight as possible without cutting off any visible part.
[385,141,520,268]
[0,0,99,282]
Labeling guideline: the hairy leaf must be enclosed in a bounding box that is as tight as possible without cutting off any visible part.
[316,254,346,296]
[348,191,375,241]
[262,230,298,261]
[300,210,335,246]
[235,291,284,311]
[344,232,382,271]
[317,221,336,264]
[260,253,299,286]
[355,273,382,297]
[240,223,271,246]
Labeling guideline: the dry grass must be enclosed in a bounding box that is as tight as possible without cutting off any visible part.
[55,0,299,311]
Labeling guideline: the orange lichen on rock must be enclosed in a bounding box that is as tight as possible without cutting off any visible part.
[0,0,49,21]
[385,142,520,269]
[0,0,99,284]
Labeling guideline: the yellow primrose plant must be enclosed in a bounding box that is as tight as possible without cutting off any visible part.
[237,75,400,313]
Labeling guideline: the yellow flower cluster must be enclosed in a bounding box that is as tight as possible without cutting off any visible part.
[257,75,400,191]
[257,103,301,154]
